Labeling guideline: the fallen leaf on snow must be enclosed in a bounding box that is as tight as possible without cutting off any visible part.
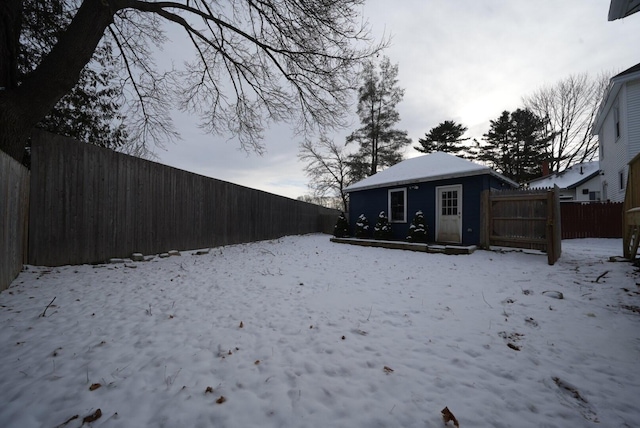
[507,343,521,351]
[216,396,227,404]
[89,383,101,391]
[82,408,102,423]
[383,366,394,374]
[441,406,460,427]
[205,386,214,394]
[239,321,244,328]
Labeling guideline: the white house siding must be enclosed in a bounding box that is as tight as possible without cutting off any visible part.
[599,86,629,203]
[628,80,640,162]
[574,176,602,202]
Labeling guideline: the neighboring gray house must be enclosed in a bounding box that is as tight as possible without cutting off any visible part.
[527,161,602,202]
[344,152,518,245]
[593,62,640,202]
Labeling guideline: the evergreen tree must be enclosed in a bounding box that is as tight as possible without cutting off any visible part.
[373,211,393,240]
[347,56,411,182]
[475,109,552,183]
[333,212,350,238]
[406,210,428,243]
[19,0,128,151]
[354,214,370,238]
[414,120,469,156]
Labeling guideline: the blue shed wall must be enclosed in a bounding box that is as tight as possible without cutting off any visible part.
[348,173,512,245]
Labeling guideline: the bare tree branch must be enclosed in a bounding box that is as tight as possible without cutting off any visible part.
[0,0,387,160]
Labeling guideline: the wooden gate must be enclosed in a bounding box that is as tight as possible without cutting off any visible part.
[480,186,561,265]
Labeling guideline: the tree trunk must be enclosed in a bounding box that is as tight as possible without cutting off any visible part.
[0,0,124,162]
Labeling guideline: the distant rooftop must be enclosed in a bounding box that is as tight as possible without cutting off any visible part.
[527,161,600,189]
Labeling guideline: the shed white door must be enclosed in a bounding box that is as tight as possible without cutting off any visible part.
[436,185,462,243]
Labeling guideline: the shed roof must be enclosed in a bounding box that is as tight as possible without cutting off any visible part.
[344,152,518,192]
[527,161,600,190]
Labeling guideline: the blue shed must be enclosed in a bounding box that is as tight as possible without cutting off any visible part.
[344,152,518,245]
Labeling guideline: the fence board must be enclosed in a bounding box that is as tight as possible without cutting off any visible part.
[29,131,338,266]
[0,151,30,291]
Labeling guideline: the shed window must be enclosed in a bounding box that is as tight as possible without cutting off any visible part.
[388,188,407,223]
[441,190,459,216]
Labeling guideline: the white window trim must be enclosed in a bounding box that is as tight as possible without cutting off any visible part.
[388,188,407,223]
[619,169,626,191]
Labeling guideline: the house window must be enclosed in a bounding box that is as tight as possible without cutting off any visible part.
[388,188,407,223]
[614,105,620,139]
[582,189,589,195]
[619,170,626,190]
[589,191,601,201]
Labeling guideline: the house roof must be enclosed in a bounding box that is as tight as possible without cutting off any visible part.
[527,161,600,190]
[608,0,640,20]
[593,62,640,134]
[344,152,519,192]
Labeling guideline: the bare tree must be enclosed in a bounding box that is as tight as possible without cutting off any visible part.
[522,72,610,172]
[0,0,386,163]
[299,137,352,212]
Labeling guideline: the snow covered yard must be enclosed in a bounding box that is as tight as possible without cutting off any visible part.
[0,235,639,428]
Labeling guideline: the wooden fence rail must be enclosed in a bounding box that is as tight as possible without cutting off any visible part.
[28,132,339,267]
[0,150,30,292]
[560,202,623,239]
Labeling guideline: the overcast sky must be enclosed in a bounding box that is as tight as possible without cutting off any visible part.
[155,0,640,200]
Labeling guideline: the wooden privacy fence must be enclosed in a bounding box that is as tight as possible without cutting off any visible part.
[623,152,640,259]
[480,187,561,265]
[0,150,30,292]
[28,132,339,267]
[560,202,623,239]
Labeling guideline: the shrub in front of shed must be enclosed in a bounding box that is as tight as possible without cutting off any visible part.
[373,211,392,240]
[333,212,350,238]
[406,210,428,243]
[354,214,370,238]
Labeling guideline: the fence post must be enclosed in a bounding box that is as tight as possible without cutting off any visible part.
[479,189,490,249]
[545,186,562,265]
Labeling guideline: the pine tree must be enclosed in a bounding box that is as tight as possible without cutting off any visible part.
[19,0,128,151]
[373,211,393,240]
[475,109,552,183]
[333,212,350,238]
[414,120,469,157]
[354,214,370,238]
[347,57,411,182]
[406,210,428,243]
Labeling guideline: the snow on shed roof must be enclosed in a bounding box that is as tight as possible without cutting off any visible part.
[344,152,518,192]
[527,161,600,190]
